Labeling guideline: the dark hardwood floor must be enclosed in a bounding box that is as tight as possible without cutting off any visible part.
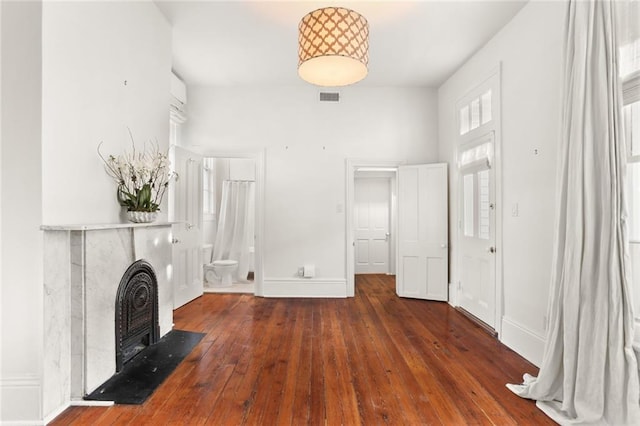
[51,274,553,425]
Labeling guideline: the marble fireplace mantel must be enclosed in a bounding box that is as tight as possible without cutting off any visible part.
[42,222,174,416]
[41,221,175,231]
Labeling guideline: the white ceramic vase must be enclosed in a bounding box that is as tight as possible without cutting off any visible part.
[126,211,158,223]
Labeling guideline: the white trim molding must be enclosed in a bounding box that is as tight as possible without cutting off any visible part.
[500,316,545,367]
[0,376,42,425]
[263,278,347,298]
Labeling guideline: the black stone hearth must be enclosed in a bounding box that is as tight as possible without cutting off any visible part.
[115,260,160,371]
[84,329,204,404]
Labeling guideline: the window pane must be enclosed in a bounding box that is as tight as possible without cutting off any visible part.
[620,38,640,78]
[470,98,480,130]
[459,142,493,169]
[463,174,475,237]
[460,105,470,135]
[478,170,490,240]
[481,90,492,125]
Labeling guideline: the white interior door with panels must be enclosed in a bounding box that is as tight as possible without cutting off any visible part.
[457,133,496,327]
[354,177,391,274]
[397,164,448,301]
[171,145,204,309]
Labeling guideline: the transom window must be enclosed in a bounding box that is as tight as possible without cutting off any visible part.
[459,89,492,135]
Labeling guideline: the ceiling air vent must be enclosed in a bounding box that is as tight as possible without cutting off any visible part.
[319,92,340,102]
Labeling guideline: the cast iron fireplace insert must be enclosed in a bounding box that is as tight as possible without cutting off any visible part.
[115,259,160,371]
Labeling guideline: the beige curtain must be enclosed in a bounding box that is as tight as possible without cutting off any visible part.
[507,1,640,424]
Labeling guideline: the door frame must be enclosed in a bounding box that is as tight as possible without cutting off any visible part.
[454,65,503,336]
[346,159,403,297]
[197,148,266,297]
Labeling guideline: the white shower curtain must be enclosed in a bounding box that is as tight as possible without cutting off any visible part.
[507,1,640,424]
[213,180,255,282]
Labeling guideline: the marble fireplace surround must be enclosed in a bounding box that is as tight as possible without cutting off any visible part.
[42,223,173,415]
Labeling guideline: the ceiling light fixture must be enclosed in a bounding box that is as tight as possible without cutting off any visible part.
[298,7,369,87]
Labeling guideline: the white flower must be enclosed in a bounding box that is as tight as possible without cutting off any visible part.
[97,132,174,212]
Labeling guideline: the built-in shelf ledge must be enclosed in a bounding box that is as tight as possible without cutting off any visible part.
[41,222,175,231]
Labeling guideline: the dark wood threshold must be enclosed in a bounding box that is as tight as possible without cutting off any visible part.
[456,306,498,337]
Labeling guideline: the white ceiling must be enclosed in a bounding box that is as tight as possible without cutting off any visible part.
[155,0,528,88]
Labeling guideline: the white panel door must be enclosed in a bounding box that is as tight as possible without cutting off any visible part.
[355,178,390,274]
[397,164,448,301]
[458,143,496,327]
[171,146,203,309]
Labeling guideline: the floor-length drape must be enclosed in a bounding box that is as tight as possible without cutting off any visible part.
[507,1,640,424]
[213,180,255,282]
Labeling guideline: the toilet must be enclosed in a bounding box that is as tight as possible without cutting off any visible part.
[202,244,238,287]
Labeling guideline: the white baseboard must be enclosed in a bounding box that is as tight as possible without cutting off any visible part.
[0,421,45,426]
[263,278,347,298]
[40,396,115,425]
[500,316,545,367]
[42,403,69,425]
[70,400,114,407]
[0,376,42,425]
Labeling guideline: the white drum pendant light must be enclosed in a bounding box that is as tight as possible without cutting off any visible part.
[298,7,369,87]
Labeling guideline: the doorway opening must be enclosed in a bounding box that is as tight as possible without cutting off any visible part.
[354,170,396,275]
[346,160,401,297]
[347,160,449,300]
[453,67,502,333]
[202,156,257,295]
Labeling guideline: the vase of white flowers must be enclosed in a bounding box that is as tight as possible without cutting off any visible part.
[98,131,174,223]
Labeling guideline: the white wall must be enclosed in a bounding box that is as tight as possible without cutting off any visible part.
[39,1,171,420]
[438,1,565,365]
[185,86,438,287]
[1,1,171,423]
[42,1,172,225]
[0,1,44,422]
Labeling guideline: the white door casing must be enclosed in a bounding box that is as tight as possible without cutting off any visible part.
[354,178,390,274]
[397,164,448,301]
[171,145,204,309]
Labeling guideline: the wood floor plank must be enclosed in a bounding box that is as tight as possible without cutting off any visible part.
[49,275,554,426]
[290,300,315,425]
[320,301,361,426]
[344,281,438,425]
